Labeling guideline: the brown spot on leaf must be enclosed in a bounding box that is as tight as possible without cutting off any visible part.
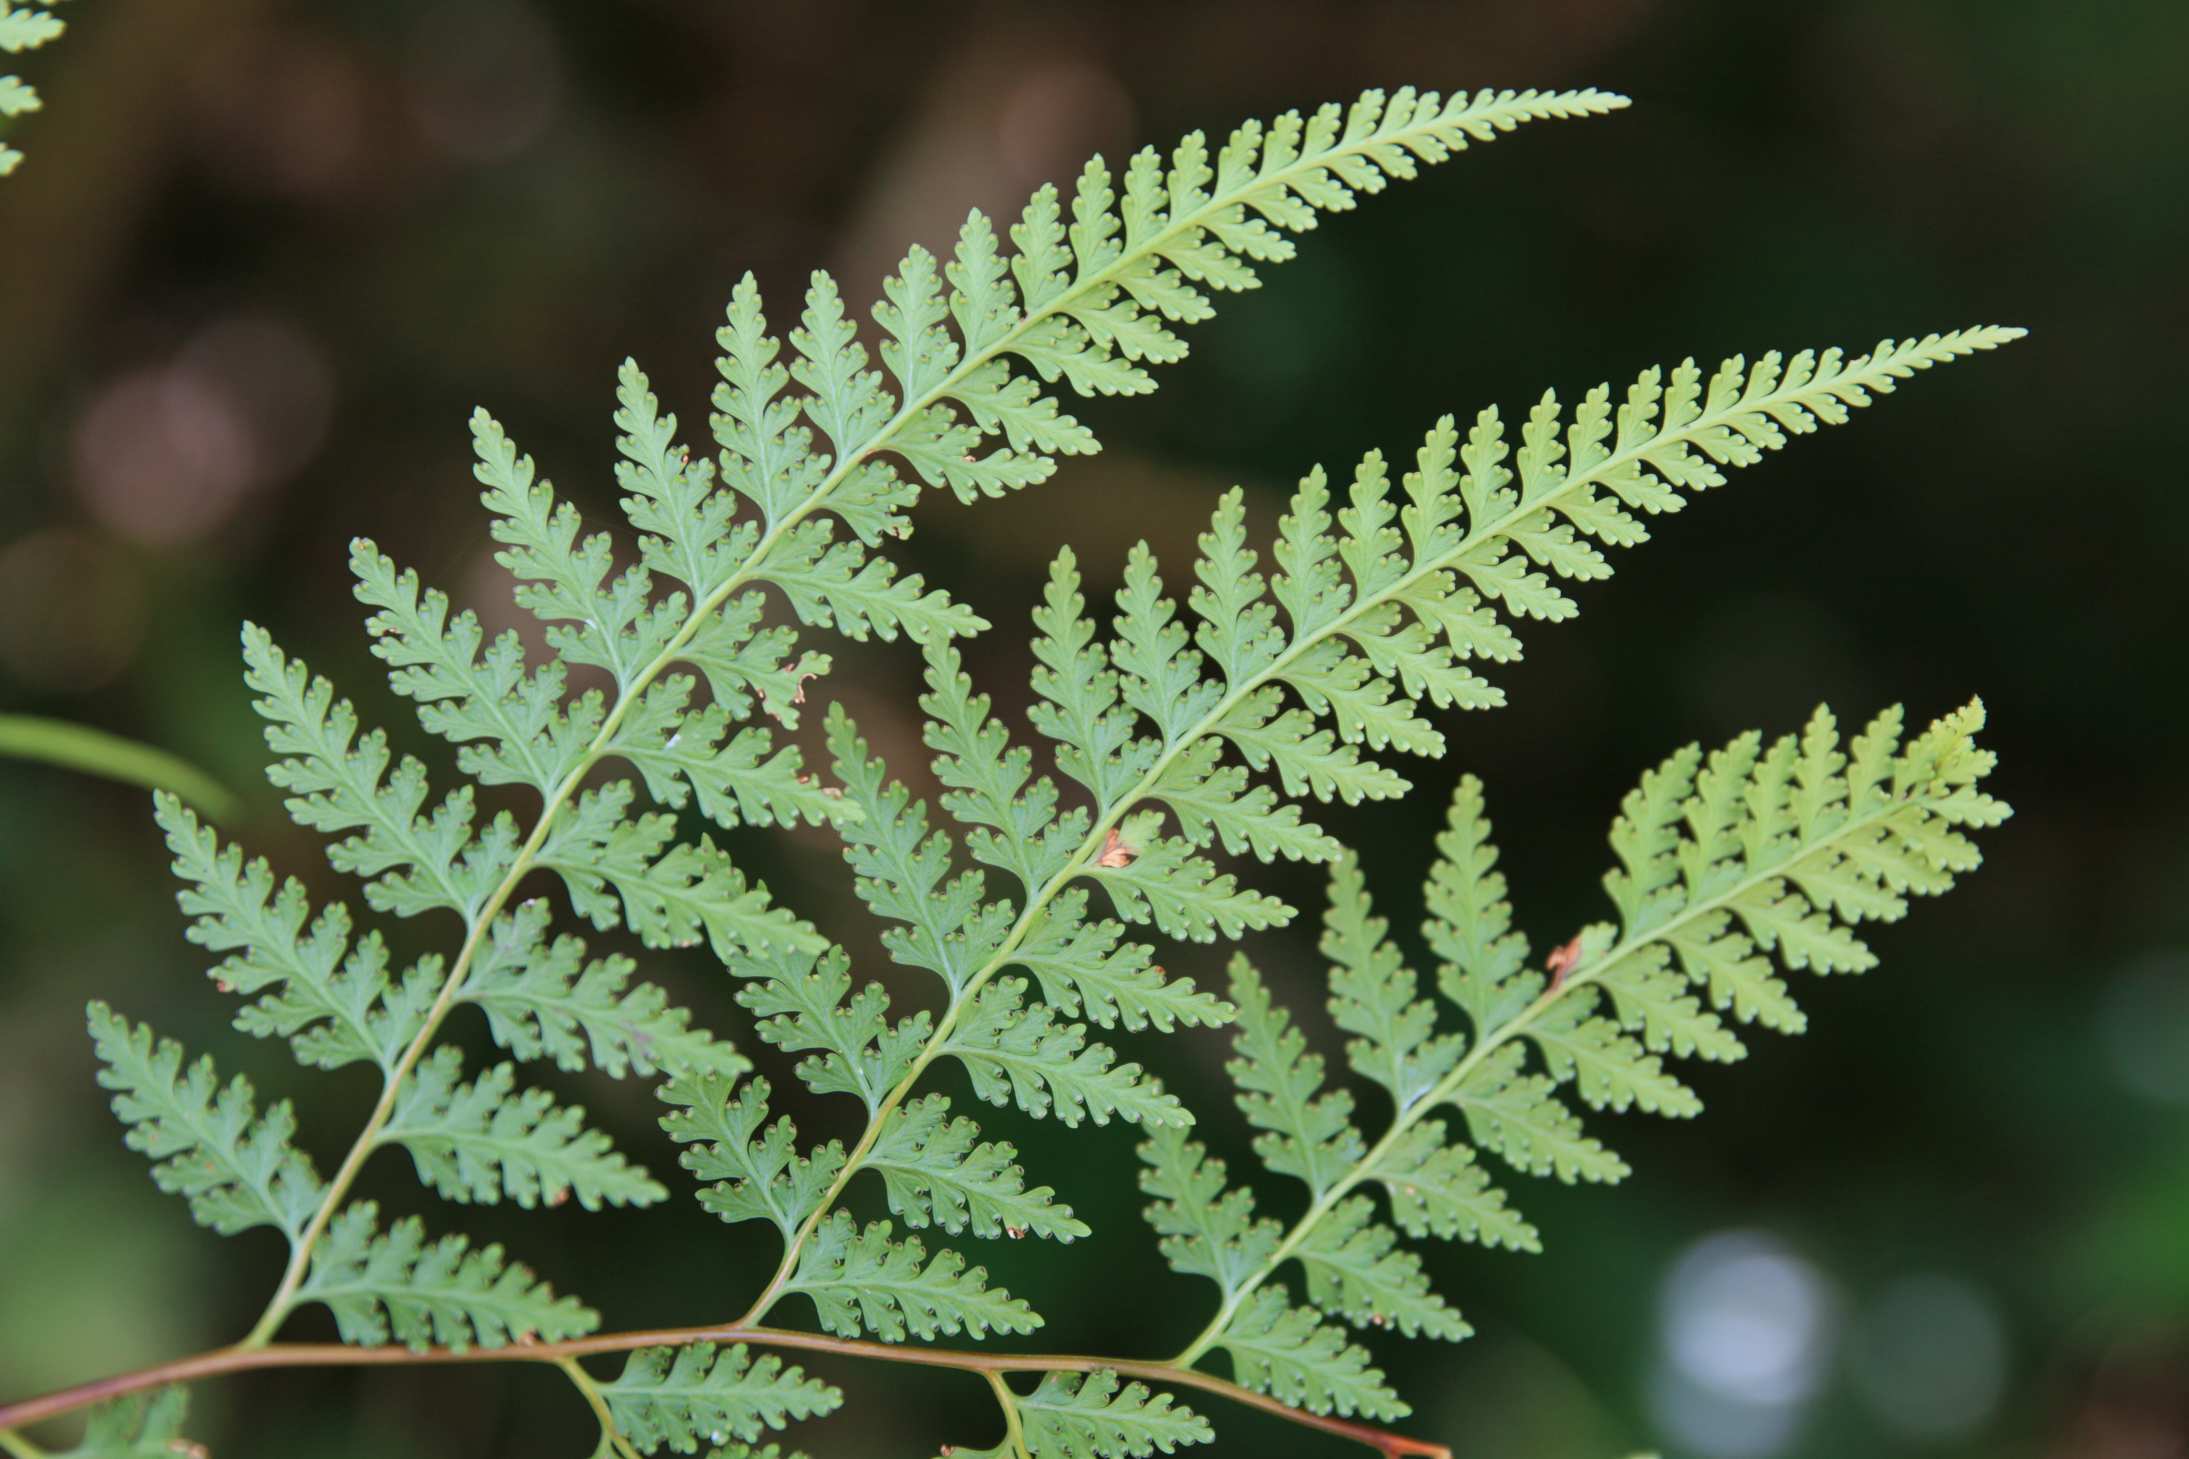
[1095,827,1137,869]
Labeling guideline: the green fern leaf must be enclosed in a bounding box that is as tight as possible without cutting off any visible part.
[242,624,509,921]
[734,944,930,1111]
[298,1201,596,1350]
[539,780,819,958]
[381,1047,666,1210]
[1014,888,1230,1033]
[1225,957,1364,1198]
[869,1094,1090,1241]
[1136,1124,1282,1299]
[1320,856,1463,1112]
[659,1073,844,1241]
[946,977,1189,1127]
[1214,1288,1405,1421]
[155,793,430,1073]
[1013,1370,1212,1458]
[787,1211,1039,1341]
[825,702,1011,997]
[87,1001,324,1239]
[1422,774,1536,1034]
[459,900,748,1080]
[1365,1118,1538,1252]
[1297,1195,1470,1341]
[599,1343,841,1455]
[50,1387,195,1459]
[611,673,844,833]
[0,0,66,179]
[1451,1042,1630,1183]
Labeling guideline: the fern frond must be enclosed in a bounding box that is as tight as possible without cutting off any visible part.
[1010,1371,1211,1458]
[1224,958,1363,1199]
[1149,699,2005,1422]
[539,780,818,959]
[243,624,512,921]
[732,943,930,1111]
[786,1212,1040,1341]
[459,900,747,1080]
[87,1002,325,1240]
[155,793,431,1073]
[298,1201,596,1350]
[0,1,66,178]
[599,1343,840,1455]
[869,1094,1090,1241]
[380,1047,666,1210]
[1214,1289,1404,1421]
[49,1387,195,1459]
[946,977,1188,1128]
[1136,1124,1283,1301]
[659,1073,843,1242]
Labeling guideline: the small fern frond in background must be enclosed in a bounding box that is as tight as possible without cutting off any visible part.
[0,0,64,178]
[1138,701,2007,1421]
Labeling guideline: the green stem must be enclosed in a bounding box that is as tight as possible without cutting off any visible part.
[0,1426,45,1459]
[1168,793,1915,1366]
[985,1371,1033,1459]
[0,714,236,821]
[558,1358,641,1459]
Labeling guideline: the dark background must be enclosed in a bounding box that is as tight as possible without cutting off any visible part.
[2,2,2184,1457]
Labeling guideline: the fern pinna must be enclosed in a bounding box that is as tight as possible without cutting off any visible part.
[0,85,2018,1459]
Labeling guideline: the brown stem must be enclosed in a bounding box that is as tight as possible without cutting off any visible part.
[0,1325,1450,1459]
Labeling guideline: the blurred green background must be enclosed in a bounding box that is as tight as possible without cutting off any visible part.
[3,2,2184,1456]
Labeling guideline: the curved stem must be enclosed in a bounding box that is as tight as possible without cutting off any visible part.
[0,1427,44,1459]
[984,1371,1032,1459]
[1170,793,1916,1366]
[558,1358,641,1459]
[0,1328,1449,1459]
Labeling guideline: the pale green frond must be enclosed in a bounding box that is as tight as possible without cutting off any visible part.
[381,1048,666,1210]
[1365,1118,1538,1252]
[610,673,845,832]
[49,1387,195,1459]
[1225,957,1364,1200]
[156,793,428,1072]
[538,780,820,959]
[0,0,66,177]
[87,1002,325,1240]
[733,944,931,1110]
[1320,856,1462,1113]
[351,540,594,796]
[787,1212,1040,1341]
[1213,1289,1405,1421]
[658,1073,844,1241]
[922,640,1081,894]
[1297,1195,1470,1341]
[1136,1124,1282,1299]
[299,1201,597,1351]
[825,703,1013,996]
[458,900,748,1080]
[242,623,510,921]
[1424,773,1536,1034]
[1013,1370,1212,1459]
[869,1093,1090,1241]
[1450,1042,1629,1184]
[1013,887,1230,1033]
[947,977,1189,1128]
[1086,810,1292,941]
[600,1343,841,1455]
